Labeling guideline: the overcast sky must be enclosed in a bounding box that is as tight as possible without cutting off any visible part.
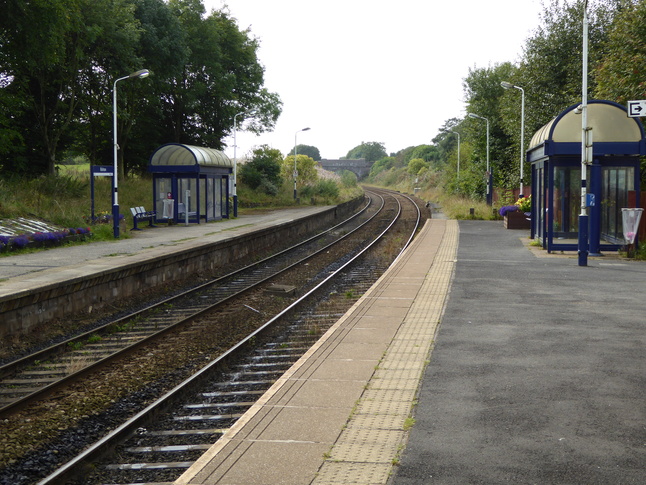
[204,0,544,160]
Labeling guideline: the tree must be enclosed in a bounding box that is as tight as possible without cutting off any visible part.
[0,0,142,176]
[240,144,282,194]
[70,0,149,174]
[291,144,321,161]
[163,1,282,148]
[281,154,318,189]
[463,63,516,188]
[346,142,387,162]
[407,158,429,176]
[517,0,617,128]
[369,156,396,177]
[595,1,646,104]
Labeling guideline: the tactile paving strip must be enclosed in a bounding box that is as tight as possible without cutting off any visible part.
[314,462,392,484]
[312,220,458,485]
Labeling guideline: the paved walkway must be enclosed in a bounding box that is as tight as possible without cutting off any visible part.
[176,218,458,485]
[178,219,645,485]
[0,207,331,296]
[393,221,645,484]
[3,210,644,484]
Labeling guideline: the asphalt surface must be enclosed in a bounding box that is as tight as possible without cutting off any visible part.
[392,221,645,484]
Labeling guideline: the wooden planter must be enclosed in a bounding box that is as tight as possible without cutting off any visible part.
[504,210,531,229]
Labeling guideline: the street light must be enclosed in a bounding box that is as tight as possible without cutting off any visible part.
[449,130,460,179]
[112,69,149,238]
[233,111,245,217]
[578,0,590,266]
[294,127,311,200]
[501,81,525,197]
[468,113,491,205]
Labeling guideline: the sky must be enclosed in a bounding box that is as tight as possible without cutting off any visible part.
[204,0,544,160]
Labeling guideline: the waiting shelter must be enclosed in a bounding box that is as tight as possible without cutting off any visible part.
[148,143,233,224]
[528,100,645,253]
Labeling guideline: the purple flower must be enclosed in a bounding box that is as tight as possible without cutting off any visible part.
[32,232,52,242]
[499,205,518,217]
[12,235,30,248]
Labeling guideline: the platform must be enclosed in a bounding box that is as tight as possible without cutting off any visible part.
[177,219,646,485]
[3,209,644,484]
[174,218,457,484]
[0,206,333,284]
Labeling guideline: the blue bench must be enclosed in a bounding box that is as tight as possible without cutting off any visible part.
[130,206,157,230]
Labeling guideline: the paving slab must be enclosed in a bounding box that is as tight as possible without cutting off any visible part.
[392,221,646,485]
[176,219,457,485]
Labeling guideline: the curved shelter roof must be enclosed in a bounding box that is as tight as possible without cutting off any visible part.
[150,143,233,168]
[527,100,646,161]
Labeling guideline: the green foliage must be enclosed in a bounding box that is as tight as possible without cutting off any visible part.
[595,1,646,104]
[300,179,340,202]
[340,170,358,188]
[346,142,387,162]
[281,154,318,188]
[369,157,396,177]
[0,0,281,178]
[290,144,321,161]
[463,62,516,189]
[32,174,88,198]
[407,158,429,175]
[240,145,283,193]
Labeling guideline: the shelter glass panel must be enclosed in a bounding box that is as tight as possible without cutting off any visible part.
[218,177,225,217]
[155,178,173,219]
[552,166,580,239]
[206,178,215,220]
[178,178,198,220]
[199,177,207,220]
[533,163,546,242]
[601,167,634,243]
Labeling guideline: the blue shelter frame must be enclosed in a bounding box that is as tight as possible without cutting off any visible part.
[148,144,233,224]
[528,100,645,253]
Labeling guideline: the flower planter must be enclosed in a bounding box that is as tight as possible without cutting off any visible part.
[504,210,531,229]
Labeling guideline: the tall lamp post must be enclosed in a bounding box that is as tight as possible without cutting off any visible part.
[501,81,525,197]
[578,0,590,266]
[113,69,149,239]
[450,130,460,179]
[232,111,245,217]
[293,127,311,200]
[468,113,491,205]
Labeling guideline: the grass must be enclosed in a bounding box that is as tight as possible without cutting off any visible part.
[409,187,498,220]
[0,167,363,238]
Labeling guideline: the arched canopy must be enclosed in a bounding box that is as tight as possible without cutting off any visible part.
[150,143,233,168]
[528,100,645,161]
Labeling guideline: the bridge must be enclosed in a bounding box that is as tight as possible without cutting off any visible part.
[319,158,374,180]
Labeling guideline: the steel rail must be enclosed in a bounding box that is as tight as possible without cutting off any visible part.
[36,190,420,485]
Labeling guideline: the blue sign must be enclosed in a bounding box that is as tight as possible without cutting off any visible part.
[92,165,113,176]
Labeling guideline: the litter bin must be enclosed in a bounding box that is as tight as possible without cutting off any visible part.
[621,208,643,245]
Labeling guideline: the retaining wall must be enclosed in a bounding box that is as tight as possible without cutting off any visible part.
[0,198,364,340]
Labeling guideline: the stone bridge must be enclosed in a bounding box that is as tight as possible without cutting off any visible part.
[319,158,374,180]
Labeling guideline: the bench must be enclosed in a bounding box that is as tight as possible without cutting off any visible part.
[130,206,157,230]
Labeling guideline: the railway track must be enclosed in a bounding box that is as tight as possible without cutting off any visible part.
[0,194,377,417]
[0,188,424,485]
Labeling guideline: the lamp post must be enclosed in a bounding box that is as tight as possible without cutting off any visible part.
[294,127,310,200]
[501,81,525,197]
[112,69,149,239]
[578,0,590,266]
[232,111,245,217]
[468,113,491,204]
[450,130,460,179]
